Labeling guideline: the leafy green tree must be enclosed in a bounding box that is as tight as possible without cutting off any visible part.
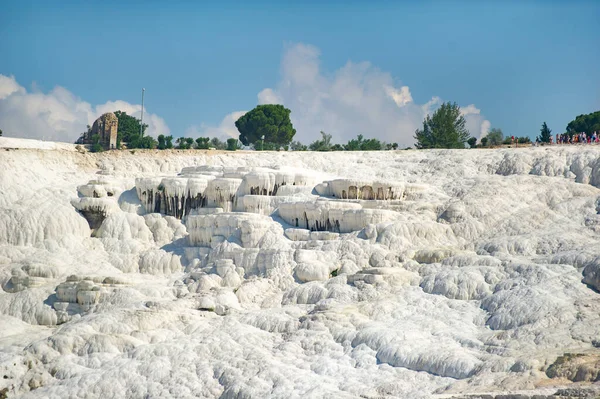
[537,122,552,143]
[157,134,166,150]
[481,137,488,147]
[361,138,383,150]
[226,138,238,151]
[566,110,600,137]
[414,102,470,149]
[185,138,194,148]
[176,137,190,149]
[517,136,531,144]
[309,131,333,151]
[196,137,210,149]
[486,128,504,146]
[344,134,383,151]
[467,137,477,148]
[129,135,157,149]
[290,140,307,151]
[90,134,103,152]
[114,110,147,146]
[165,135,174,149]
[210,137,227,150]
[330,144,344,151]
[235,104,296,147]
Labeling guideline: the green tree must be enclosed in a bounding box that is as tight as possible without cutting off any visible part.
[114,110,147,146]
[185,137,194,149]
[176,137,190,149]
[517,136,531,144]
[361,137,383,150]
[165,135,174,149]
[309,131,333,151]
[157,134,166,150]
[565,110,600,138]
[467,137,477,148]
[90,134,103,152]
[210,137,227,150]
[226,138,238,151]
[129,135,157,149]
[235,104,296,147]
[486,128,504,146]
[537,122,552,143]
[196,137,210,149]
[344,134,383,151]
[481,137,488,147]
[0,128,3,137]
[290,140,307,151]
[414,102,470,149]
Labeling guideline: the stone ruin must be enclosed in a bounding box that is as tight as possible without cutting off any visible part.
[78,112,118,150]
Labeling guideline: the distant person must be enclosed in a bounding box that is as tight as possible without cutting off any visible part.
[535,137,540,146]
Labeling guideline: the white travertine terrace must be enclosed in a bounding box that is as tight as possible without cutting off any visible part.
[278,199,400,233]
[2,139,600,398]
[327,178,405,200]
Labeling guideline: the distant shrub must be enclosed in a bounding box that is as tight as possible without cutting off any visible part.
[481,137,488,146]
[290,140,307,151]
[157,134,166,150]
[210,137,227,150]
[90,143,104,153]
[226,138,238,151]
[486,128,504,146]
[345,134,383,151]
[467,137,477,148]
[309,131,332,151]
[196,137,210,149]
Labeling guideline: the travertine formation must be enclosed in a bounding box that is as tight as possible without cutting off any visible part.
[2,142,600,398]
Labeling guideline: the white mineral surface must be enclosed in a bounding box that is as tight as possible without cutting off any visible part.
[1,137,600,398]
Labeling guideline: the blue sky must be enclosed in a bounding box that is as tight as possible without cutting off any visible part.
[1,0,598,145]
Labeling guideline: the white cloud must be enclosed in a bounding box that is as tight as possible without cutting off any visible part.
[257,88,282,105]
[0,75,23,99]
[461,104,491,139]
[460,104,481,116]
[250,43,491,146]
[185,111,247,140]
[0,74,170,142]
[385,85,413,107]
[479,120,492,137]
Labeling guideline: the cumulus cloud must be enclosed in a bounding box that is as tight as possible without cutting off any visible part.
[185,111,247,140]
[252,43,491,146]
[461,104,491,139]
[0,74,170,142]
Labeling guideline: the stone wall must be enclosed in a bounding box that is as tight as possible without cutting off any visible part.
[90,112,118,149]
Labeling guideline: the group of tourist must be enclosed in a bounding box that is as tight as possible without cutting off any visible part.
[545,132,599,145]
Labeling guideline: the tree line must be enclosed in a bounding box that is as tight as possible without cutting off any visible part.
[78,104,600,152]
